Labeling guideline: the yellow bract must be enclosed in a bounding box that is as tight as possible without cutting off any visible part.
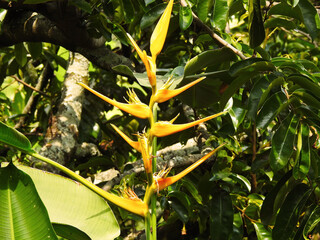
[150,112,227,137]
[150,0,174,64]
[138,133,153,174]
[78,82,152,119]
[153,77,206,103]
[110,124,141,152]
[154,144,225,192]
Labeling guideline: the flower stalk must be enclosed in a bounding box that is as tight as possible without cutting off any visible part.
[77,0,226,238]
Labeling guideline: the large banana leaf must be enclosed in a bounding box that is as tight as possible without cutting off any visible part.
[0,163,58,240]
[19,165,120,240]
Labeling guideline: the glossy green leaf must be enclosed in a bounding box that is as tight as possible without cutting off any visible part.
[168,191,191,223]
[253,223,272,240]
[256,91,287,129]
[0,121,34,153]
[264,18,296,30]
[144,0,155,6]
[248,0,265,48]
[181,178,202,204]
[268,2,302,21]
[0,163,58,240]
[179,5,193,30]
[220,60,276,110]
[270,113,299,172]
[228,102,247,131]
[210,190,233,240]
[19,165,120,240]
[247,75,271,121]
[273,183,312,240]
[211,0,228,31]
[184,48,236,76]
[288,75,320,100]
[260,171,293,225]
[27,42,43,60]
[298,0,319,40]
[293,204,317,240]
[14,43,27,67]
[140,4,166,29]
[53,224,90,240]
[69,0,92,13]
[230,173,251,192]
[293,124,310,180]
[303,206,320,239]
[197,0,212,21]
[228,58,266,77]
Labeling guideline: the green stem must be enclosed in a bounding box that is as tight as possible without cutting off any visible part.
[151,194,157,240]
[145,212,152,240]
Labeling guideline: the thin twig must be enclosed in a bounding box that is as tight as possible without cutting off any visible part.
[180,0,247,60]
[10,75,50,97]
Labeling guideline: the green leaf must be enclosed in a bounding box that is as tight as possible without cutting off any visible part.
[264,18,296,30]
[298,0,319,40]
[0,121,34,153]
[27,42,43,60]
[268,2,302,21]
[288,75,320,99]
[179,5,193,30]
[168,191,191,223]
[210,190,233,240]
[211,0,228,31]
[181,178,202,204]
[197,0,212,21]
[253,223,272,240]
[140,4,166,29]
[260,171,292,225]
[247,75,271,121]
[272,183,312,240]
[14,43,27,67]
[0,163,58,240]
[256,91,287,129]
[19,165,120,240]
[229,58,274,77]
[270,113,300,172]
[184,48,236,76]
[53,224,90,240]
[303,206,320,239]
[293,124,310,180]
[144,0,155,6]
[69,0,92,13]
[230,173,251,192]
[248,0,265,48]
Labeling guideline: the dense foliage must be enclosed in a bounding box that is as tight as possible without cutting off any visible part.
[1,0,320,239]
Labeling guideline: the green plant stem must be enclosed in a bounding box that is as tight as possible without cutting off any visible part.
[145,212,152,240]
[150,103,158,239]
[151,194,157,240]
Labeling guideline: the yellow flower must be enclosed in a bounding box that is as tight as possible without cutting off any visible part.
[78,82,152,119]
[150,0,174,64]
[150,111,226,137]
[153,77,206,103]
[110,124,141,152]
[154,144,225,191]
[138,133,153,174]
[126,0,173,88]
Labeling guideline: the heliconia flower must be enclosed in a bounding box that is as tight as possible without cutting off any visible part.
[78,82,152,119]
[150,111,227,137]
[153,77,206,103]
[138,133,153,173]
[154,144,225,192]
[95,183,148,217]
[110,124,141,152]
[150,0,174,64]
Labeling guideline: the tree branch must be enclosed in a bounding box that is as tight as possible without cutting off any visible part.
[180,0,247,60]
[0,10,132,72]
